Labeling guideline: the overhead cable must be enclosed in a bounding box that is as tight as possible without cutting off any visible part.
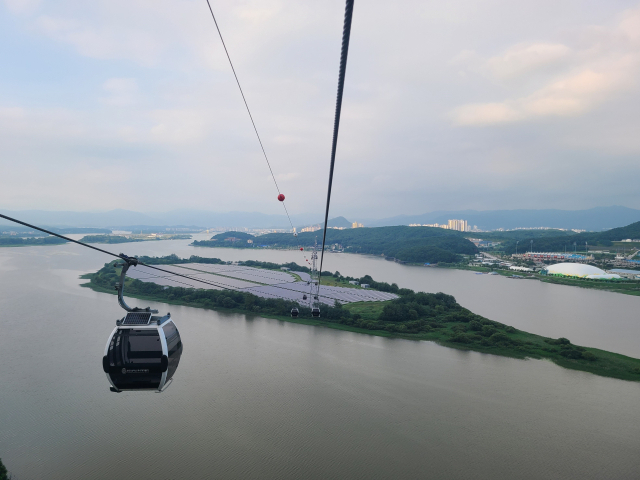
[0,212,361,302]
[0,213,237,291]
[318,0,355,281]
[204,0,296,232]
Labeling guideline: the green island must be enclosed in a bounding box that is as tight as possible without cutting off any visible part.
[81,255,640,382]
[79,234,192,244]
[0,235,67,247]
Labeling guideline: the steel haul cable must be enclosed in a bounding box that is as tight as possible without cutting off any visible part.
[317,0,355,292]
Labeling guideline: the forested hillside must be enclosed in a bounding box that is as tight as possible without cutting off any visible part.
[0,235,66,246]
[193,226,478,263]
[500,221,640,253]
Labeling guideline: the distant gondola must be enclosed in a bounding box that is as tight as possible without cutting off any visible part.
[312,307,320,318]
[290,307,299,318]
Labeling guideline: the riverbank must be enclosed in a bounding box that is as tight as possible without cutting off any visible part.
[445,264,640,296]
[79,234,192,244]
[0,236,67,247]
[81,261,640,383]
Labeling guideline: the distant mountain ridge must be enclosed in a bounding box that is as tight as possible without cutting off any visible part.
[327,216,352,228]
[367,206,640,231]
[0,206,638,231]
[0,209,315,229]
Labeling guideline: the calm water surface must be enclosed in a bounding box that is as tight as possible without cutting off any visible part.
[0,239,639,479]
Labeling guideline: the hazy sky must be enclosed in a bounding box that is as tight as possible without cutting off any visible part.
[1,0,640,219]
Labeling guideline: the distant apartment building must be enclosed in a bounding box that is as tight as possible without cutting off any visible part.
[410,219,470,232]
[301,225,322,233]
[448,219,468,232]
[352,222,364,228]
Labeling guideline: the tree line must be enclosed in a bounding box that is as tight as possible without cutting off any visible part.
[193,225,478,264]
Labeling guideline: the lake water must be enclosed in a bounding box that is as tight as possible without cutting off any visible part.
[1,238,639,479]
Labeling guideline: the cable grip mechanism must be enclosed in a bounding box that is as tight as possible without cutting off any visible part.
[114,253,158,314]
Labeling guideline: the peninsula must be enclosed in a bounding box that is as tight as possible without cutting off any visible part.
[82,255,640,382]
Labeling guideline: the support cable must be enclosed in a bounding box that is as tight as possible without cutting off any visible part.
[204,0,296,233]
[0,212,367,303]
[0,213,237,292]
[318,0,355,286]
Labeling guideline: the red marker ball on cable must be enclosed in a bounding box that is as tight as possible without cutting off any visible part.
[300,247,303,251]
[277,194,285,201]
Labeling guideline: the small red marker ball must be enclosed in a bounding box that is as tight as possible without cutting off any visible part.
[277,194,285,201]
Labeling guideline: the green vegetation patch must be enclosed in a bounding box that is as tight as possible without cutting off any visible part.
[538,275,640,296]
[193,226,478,264]
[498,220,640,253]
[0,235,67,247]
[80,234,191,244]
[80,235,145,244]
[192,231,255,248]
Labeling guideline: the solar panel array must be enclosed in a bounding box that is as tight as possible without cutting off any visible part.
[127,265,252,290]
[241,282,397,306]
[124,263,398,305]
[186,264,296,285]
[123,312,152,325]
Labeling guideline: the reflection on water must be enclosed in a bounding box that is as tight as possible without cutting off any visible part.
[0,241,639,479]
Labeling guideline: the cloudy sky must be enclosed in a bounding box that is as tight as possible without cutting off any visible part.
[1,0,639,219]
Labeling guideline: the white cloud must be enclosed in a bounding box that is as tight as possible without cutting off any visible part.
[275,172,300,182]
[149,109,208,144]
[34,14,163,66]
[3,0,40,15]
[2,0,640,213]
[452,65,632,126]
[101,78,139,106]
[450,103,522,126]
[451,7,640,126]
[485,43,572,80]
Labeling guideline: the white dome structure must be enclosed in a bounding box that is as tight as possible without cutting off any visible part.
[545,263,621,279]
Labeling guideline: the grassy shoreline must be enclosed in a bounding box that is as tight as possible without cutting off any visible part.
[80,265,640,383]
[440,264,640,296]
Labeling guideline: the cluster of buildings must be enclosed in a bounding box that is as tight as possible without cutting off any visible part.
[409,219,474,232]
[519,252,593,262]
[298,222,363,232]
[300,225,322,233]
[468,238,501,248]
[543,263,623,280]
[474,254,638,281]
